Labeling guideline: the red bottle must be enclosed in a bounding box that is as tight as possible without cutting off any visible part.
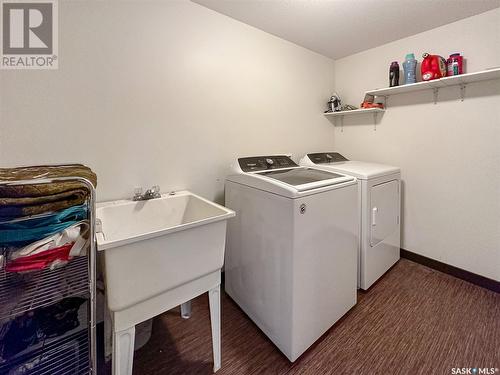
[447,53,464,76]
[421,53,447,81]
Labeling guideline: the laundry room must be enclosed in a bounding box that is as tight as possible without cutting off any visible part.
[0,1,498,374]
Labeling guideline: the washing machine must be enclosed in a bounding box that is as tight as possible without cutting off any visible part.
[224,155,359,362]
[301,152,400,290]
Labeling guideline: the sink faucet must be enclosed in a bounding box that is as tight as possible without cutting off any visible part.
[133,185,161,201]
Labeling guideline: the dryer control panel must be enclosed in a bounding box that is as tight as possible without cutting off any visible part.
[308,152,348,164]
[238,155,298,172]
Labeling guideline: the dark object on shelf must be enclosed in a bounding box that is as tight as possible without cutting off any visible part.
[325,93,342,112]
[389,61,400,87]
[37,297,87,338]
[0,297,86,360]
[0,329,89,375]
[340,104,358,111]
[421,53,447,81]
[1,313,38,360]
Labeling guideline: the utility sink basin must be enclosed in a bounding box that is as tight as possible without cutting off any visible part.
[96,190,234,374]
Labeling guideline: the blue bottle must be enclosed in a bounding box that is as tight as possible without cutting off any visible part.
[403,53,417,84]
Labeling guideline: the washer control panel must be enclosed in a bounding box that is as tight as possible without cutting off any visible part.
[308,152,348,164]
[238,155,298,172]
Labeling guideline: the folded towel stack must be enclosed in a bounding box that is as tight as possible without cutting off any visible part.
[0,164,97,218]
[0,164,97,273]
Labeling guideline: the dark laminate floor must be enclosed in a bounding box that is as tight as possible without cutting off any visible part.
[130,259,499,375]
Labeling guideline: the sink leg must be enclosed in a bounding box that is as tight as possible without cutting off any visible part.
[181,300,192,319]
[112,325,135,375]
[209,284,221,372]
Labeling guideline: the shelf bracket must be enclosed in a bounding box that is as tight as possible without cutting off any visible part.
[433,88,439,104]
[460,83,466,101]
[373,113,377,131]
[340,115,344,132]
[384,96,388,108]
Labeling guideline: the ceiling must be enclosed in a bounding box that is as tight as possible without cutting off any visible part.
[192,0,500,60]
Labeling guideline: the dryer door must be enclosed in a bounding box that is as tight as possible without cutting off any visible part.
[370,180,399,247]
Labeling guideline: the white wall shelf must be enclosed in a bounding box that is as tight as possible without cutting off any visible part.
[365,67,500,103]
[324,68,499,130]
[323,108,385,118]
[324,108,385,131]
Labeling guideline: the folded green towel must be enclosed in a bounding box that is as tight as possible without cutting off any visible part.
[0,204,88,247]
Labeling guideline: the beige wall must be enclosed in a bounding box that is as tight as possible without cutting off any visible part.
[333,9,500,280]
[1,1,498,280]
[0,0,335,203]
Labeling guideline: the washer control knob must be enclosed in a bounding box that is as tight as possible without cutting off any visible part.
[265,158,274,166]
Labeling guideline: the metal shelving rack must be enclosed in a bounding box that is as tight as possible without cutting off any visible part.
[0,175,96,375]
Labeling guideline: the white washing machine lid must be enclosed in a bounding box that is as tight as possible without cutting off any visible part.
[301,153,400,180]
[227,155,356,198]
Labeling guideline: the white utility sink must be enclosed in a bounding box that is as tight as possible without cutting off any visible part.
[96,191,235,375]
